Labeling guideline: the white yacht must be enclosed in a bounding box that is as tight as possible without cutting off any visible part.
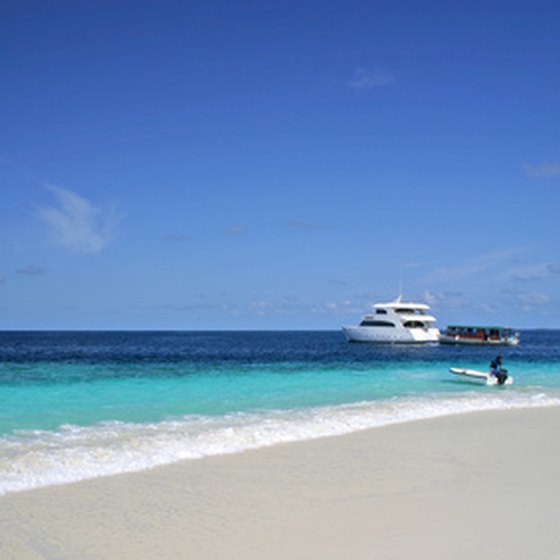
[342,296,440,343]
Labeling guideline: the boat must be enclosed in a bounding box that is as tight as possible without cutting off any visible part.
[440,325,520,346]
[342,295,440,343]
[449,367,514,386]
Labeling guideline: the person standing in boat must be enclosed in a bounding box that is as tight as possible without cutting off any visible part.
[489,355,508,385]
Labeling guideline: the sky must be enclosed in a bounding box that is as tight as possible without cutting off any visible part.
[1,0,559,330]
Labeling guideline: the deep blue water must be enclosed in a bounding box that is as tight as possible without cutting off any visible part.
[3,329,560,367]
[1,330,559,494]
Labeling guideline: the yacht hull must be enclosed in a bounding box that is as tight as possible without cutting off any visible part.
[342,326,440,344]
[440,336,519,346]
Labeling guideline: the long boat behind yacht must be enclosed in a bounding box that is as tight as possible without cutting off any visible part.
[342,296,440,343]
[440,325,520,346]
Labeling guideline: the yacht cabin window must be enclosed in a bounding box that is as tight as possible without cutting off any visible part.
[395,308,425,315]
[359,320,395,327]
[403,321,426,328]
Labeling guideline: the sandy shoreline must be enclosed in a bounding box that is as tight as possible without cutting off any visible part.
[1,407,560,559]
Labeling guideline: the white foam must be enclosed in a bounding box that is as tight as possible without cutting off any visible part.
[1,391,559,495]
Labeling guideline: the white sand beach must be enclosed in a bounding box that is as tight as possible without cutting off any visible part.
[1,407,560,560]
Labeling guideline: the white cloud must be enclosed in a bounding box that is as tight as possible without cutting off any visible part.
[38,186,124,255]
[523,162,560,178]
[348,67,396,90]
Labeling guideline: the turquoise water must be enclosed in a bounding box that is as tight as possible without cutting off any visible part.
[1,330,559,494]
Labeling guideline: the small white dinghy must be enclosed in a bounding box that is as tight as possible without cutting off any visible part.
[449,368,514,386]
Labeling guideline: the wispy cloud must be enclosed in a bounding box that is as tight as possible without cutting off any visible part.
[0,274,5,284]
[423,290,469,310]
[328,279,348,287]
[523,162,560,178]
[347,67,396,90]
[287,220,335,232]
[310,299,362,315]
[424,249,521,284]
[16,265,44,276]
[38,186,124,255]
[224,225,248,235]
[424,290,503,315]
[163,296,370,320]
[162,233,191,242]
[502,288,551,309]
[248,298,360,317]
[164,302,238,313]
[508,261,555,282]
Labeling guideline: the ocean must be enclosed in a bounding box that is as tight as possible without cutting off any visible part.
[1,330,559,495]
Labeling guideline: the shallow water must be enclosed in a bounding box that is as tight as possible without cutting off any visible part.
[1,330,559,494]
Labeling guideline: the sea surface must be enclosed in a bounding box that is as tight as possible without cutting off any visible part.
[1,330,559,495]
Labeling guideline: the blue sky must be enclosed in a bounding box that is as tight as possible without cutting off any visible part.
[1,0,559,329]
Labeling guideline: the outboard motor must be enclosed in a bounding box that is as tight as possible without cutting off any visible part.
[496,368,508,385]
